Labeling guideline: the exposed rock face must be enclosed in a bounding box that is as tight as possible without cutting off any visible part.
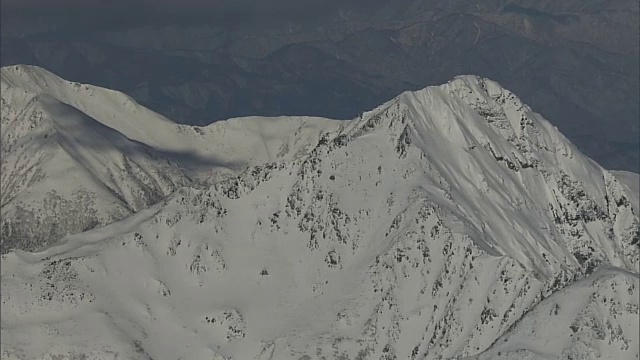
[1,75,637,359]
[2,0,638,171]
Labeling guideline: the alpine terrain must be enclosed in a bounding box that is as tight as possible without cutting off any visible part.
[1,65,337,253]
[1,66,639,359]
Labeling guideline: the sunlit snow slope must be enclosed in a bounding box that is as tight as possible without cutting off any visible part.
[1,65,339,253]
[1,71,638,360]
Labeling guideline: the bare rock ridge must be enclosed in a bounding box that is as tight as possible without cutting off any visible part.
[1,65,638,359]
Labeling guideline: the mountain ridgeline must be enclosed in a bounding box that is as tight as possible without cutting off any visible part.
[2,0,638,171]
[1,66,638,359]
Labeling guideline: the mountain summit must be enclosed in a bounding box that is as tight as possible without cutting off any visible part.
[1,67,638,359]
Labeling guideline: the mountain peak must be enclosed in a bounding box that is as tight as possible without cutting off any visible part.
[1,67,638,359]
[322,74,636,278]
[344,74,571,174]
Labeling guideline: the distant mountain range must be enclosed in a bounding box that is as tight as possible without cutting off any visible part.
[1,64,638,359]
[2,0,638,171]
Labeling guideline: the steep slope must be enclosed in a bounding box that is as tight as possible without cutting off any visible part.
[1,76,638,359]
[0,65,341,253]
[612,171,639,215]
[1,86,188,252]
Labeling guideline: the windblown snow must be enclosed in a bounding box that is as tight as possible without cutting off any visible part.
[1,65,638,360]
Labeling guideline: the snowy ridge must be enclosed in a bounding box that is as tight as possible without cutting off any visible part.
[1,70,638,359]
[1,65,340,253]
[466,268,639,360]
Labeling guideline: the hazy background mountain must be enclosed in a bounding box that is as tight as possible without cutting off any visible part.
[2,0,638,171]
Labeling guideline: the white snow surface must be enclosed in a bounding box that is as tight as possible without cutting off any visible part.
[1,65,339,252]
[1,66,639,360]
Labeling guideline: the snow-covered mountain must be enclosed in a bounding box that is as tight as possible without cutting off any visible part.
[1,65,339,253]
[1,69,638,360]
